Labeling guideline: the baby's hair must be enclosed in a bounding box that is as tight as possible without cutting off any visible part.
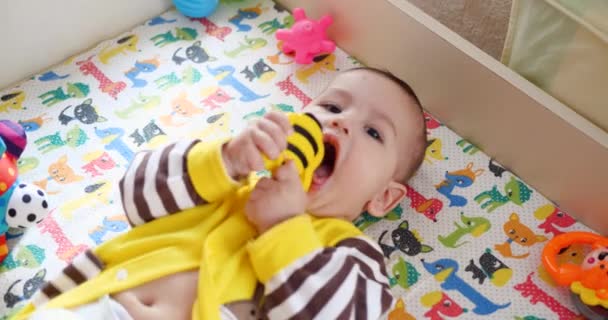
[344,67,427,183]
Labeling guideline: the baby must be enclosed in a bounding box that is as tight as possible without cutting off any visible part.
[20,67,426,320]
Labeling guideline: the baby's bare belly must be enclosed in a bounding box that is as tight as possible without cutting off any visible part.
[112,270,199,320]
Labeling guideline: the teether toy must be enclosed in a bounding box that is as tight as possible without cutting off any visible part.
[263,113,324,191]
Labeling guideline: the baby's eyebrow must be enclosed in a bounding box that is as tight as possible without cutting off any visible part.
[325,87,353,104]
[372,108,397,138]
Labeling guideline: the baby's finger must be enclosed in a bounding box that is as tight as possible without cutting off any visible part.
[275,160,299,182]
[258,118,288,153]
[249,178,271,200]
[244,136,265,172]
[255,177,273,190]
[265,111,292,135]
[251,129,280,159]
[245,197,259,213]
[248,189,261,201]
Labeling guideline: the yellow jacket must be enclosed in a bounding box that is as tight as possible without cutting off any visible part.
[15,139,393,320]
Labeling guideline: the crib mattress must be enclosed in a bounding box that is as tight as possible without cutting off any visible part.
[0,1,592,319]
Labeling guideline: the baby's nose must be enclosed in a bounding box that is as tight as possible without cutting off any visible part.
[330,120,349,135]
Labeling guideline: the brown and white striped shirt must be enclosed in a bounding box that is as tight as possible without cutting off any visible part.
[33,139,394,319]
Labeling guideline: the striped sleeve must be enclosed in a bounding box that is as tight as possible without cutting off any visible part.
[31,249,104,307]
[248,217,394,319]
[119,139,238,226]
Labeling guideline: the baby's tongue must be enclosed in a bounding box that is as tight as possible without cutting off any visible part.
[312,164,331,186]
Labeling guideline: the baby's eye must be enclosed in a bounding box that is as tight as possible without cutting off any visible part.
[366,127,383,142]
[321,103,341,114]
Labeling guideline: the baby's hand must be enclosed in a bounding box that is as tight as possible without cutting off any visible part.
[245,161,307,233]
[222,112,293,180]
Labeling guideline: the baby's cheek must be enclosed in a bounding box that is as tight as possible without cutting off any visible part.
[349,161,378,186]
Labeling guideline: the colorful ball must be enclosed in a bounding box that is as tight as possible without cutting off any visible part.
[0,120,26,159]
[173,0,219,18]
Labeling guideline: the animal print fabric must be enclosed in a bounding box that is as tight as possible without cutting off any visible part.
[0,0,593,319]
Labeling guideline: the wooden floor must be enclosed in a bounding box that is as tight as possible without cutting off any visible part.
[407,0,512,60]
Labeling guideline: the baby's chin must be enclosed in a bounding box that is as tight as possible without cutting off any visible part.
[306,190,359,221]
[307,207,354,221]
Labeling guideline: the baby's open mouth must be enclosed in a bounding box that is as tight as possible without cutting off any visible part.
[312,137,338,189]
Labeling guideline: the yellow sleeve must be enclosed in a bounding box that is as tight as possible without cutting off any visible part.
[247,214,323,283]
[248,216,393,319]
[187,139,240,203]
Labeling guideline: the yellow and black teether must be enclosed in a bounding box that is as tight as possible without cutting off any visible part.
[263,113,324,191]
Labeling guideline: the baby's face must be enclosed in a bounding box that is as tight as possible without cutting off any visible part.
[306,69,422,220]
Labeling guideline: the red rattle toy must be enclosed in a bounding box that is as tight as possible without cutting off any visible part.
[542,231,608,319]
[275,8,336,64]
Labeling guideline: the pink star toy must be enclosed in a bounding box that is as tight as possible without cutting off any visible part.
[275,8,336,64]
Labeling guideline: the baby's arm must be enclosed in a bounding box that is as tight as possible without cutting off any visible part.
[119,112,292,227]
[119,139,237,226]
[244,155,394,318]
[248,218,394,319]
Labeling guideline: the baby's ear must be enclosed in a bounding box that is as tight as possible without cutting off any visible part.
[366,181,406,217]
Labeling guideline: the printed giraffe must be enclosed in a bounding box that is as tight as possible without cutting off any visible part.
[76,56,126,99]
[277,75,311,107]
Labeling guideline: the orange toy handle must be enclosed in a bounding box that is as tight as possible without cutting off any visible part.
[542,232,608,287]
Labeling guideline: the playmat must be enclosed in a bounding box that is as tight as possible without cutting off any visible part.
[0,1,592,319]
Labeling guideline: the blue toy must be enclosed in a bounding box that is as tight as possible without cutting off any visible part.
[173,0,219,18]
[0,120,50,264]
